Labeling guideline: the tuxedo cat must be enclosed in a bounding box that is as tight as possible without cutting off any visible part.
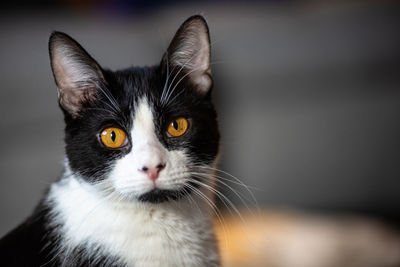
[0,15,221,267]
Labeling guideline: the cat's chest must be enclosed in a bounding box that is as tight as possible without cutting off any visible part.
[48,178,219,267]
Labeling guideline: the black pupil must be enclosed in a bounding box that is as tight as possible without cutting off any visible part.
[172,121,179,130]
[111,131,116,142]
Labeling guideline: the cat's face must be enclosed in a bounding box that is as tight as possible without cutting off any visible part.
[49,16,220,203]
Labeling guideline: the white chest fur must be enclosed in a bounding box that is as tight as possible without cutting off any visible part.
[48,177,220,267]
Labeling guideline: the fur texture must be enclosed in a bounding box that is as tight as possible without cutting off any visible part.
[0,15,221,267]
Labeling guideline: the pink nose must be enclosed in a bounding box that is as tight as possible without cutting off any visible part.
[138,163,166,181]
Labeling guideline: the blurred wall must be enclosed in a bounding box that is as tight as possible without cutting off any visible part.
[1,1,400,236]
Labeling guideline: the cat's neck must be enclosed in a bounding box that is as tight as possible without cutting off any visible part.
[46,166,219,266]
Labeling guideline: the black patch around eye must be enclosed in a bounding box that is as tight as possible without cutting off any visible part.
[64,66,219,183]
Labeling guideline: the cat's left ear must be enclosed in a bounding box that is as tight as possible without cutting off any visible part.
[49,31,105,117]
[163,15,212,95]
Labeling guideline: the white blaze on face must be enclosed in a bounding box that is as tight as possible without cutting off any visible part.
[110,98,190,197]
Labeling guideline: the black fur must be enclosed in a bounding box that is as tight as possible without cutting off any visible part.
[0,15,219,266]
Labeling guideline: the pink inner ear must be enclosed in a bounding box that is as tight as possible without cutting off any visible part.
[50,39,104,116]
[52,50,75,90]
[168,17,212,94]
[191,71,212,94]
[185,38,212,94]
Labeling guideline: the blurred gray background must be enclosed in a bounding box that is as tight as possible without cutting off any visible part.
[1,0,400,237]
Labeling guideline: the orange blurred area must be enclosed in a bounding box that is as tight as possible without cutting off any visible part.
[215,210,400,267]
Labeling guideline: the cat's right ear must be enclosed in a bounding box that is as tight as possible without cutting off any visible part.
[162,15,212,96]
[49,32,105,117]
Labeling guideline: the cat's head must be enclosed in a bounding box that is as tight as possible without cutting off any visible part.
[49,15,220,203]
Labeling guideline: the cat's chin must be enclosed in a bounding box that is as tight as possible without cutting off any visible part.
[137,185,196,204]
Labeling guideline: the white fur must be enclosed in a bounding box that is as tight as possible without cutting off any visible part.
[48,175,219,266]
[110,99,193,198]
[47,98,220,266]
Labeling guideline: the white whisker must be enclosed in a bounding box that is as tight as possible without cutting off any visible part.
[194,165,261,215]
[185,183,229,250]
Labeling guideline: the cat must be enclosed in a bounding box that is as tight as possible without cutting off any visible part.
[0,15,221,267]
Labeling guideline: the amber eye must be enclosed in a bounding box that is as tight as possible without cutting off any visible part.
[167,117,189,137]
[100,127,127,148]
